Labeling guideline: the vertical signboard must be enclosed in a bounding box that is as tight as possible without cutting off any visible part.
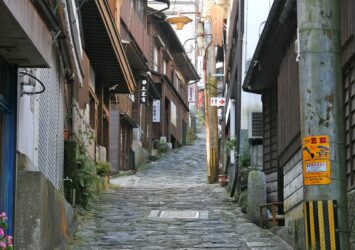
[198,91,204,107]
[140,79,148,104]
[188,84,196,103]
[152,99,160,123]
[170,101,177,127]
[302,135,331,185]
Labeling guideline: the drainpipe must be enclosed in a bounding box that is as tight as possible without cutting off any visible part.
[57,0,82,134]
[298,0,349,249]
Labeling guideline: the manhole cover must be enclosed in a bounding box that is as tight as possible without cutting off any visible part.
[148,210,208,219]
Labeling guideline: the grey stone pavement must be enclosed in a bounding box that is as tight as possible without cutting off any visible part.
[67,132,292,250]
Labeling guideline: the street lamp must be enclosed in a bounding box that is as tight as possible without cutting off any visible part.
[165,11,201,30]
[165,15,193,30]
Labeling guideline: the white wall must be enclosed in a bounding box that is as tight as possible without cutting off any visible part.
[17,52,65,191]
[17,72,40,170]
[240,0,273,130]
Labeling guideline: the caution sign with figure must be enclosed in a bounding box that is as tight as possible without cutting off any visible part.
[302,135,331,185]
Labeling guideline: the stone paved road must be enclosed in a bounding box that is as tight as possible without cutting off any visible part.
[67,132,292,250]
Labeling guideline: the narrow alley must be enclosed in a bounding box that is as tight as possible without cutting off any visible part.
[68,132,291,250]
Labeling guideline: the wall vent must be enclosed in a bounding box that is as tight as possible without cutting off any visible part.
[248,112,263,139]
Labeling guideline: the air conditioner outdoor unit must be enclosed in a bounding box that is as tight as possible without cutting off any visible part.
[248,111,263,139]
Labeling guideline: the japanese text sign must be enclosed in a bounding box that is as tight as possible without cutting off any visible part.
[140,79,148,104]
[302,135,331,185]
[152,99,160,123]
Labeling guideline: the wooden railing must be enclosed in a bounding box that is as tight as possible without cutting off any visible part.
[259,202,285,227]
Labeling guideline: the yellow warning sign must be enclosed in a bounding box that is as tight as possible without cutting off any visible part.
[302,135,331,185]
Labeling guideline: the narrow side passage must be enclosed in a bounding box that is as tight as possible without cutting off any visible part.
[68,132,292,249]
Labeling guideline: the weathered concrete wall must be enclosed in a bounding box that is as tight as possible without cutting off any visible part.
[348,190,355,249]
[15,171,75,250]
[284,204,306,250]
[250,144,263,169]
[132,139,148,167]
[247,170,266,224]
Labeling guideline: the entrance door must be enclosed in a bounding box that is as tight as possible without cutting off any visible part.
[0,60,17,234]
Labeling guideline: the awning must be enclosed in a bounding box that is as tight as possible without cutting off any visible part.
[0,0,52,67]
[81,0,136,93]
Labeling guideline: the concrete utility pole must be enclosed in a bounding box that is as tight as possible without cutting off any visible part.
[298,0,349,249]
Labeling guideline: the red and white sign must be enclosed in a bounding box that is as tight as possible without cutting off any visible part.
[210,97,225,107]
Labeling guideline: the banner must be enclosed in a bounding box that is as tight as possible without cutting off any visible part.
[188,84,196,103]
[152,100,160,123]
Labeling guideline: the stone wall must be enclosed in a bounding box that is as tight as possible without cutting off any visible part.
[15,170,75,250]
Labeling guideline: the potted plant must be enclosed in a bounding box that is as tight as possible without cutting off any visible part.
[0,212,13,250]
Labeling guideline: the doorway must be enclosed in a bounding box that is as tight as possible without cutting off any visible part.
[0,59,17,234]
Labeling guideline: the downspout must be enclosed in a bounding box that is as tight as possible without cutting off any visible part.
[57,0,82,134]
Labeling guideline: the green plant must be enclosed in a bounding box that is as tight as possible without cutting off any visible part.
[96,161,112,177]
[76,145,97,208]
[239,153,251,168]
[225,137,237,151]
[158,142,167,154]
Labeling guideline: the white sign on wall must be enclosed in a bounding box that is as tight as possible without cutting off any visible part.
[188,84,196,103]
[210,97,225,107]
[170,101,177,127]
[140,79,148,103]
[152,99,160,123]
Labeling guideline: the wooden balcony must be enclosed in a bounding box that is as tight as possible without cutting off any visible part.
[120,0,151,60]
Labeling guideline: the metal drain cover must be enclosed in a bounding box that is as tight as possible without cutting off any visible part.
[148,210,208,219]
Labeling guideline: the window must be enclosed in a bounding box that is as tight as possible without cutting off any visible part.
[133,0,145,23]
[174,73,180,92]
[163,60,167,75]
[153,46,158,71]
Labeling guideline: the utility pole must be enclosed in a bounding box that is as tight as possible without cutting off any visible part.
[298,1,349,249]
[204,19,218,183]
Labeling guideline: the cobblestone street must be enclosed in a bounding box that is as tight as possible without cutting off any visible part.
[68,132,292,250]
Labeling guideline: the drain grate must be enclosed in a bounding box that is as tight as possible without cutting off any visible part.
[148,210,208,219]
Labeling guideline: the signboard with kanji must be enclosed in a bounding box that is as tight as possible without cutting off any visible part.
[302,135,331,185]
[210,97,225,107]
[140,79,148,104]
[152,99,160,123]
[188,84,196,103]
